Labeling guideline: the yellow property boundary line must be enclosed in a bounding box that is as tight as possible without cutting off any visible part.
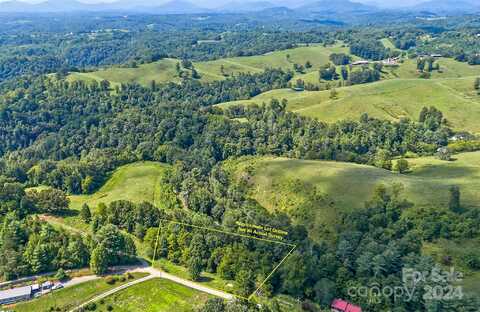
[152,218,297,301]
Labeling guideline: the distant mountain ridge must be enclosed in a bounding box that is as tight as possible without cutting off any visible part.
[0,0,478,14]
[298,0,374,13]
[411,0,480,13]
[0,0,210,13]
[216,1,277,13]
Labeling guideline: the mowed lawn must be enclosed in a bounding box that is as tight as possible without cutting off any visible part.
[12,273,148,312]
[96,278,211,312]
[219,76,480,133]
[67,43,351,87]
[230,151,480,218]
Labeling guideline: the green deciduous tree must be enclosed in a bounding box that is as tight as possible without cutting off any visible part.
[90,244,109,275]
[28,188,69,214]
[394,159,410,174]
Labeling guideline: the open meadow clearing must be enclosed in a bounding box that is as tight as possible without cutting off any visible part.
[226,151,480,241]
[69,161,170,211]
[96,278,210,312]
[67,43,351,86]
[219,76,480,133]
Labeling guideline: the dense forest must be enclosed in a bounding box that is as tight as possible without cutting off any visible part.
[0,9,480,312]
[1,69,478,310]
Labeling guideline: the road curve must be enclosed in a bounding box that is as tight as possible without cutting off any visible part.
[69,266,233,312]
[68,274,156,312]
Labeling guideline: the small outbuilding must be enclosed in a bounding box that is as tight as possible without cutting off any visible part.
[351,60,369,66]
[331,298,362,312]
[0,286,32,305]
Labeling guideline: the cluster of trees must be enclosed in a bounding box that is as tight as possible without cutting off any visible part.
[348,65,381,85]
[318,63,381,86]
[455,53,480,65]
[176,60,201,80]
[319,64,339,81]
[0,73,454,195]
[394,33,417,50]
[0,12,335,83]
[0,176,70,217]
[407,26,480,66]
[417,57,440,76]
[292,62,312,74]
[0,177,137,280]
[89,200,162,239]
[329,53,351,65]
[350,40,389,60]
[419,106,446,131]
[90,224,137,275]
[0,212,90,280]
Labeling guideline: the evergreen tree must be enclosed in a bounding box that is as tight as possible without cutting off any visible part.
[188,257,203,281]
[235,269,255,297]
[81,203,92,223]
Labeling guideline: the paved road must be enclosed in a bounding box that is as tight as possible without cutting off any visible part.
[69,265,233,312]
[62,275,100,288]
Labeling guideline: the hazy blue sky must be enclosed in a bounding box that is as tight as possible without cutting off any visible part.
[0,0,432,8]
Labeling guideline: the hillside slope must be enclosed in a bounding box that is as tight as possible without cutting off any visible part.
[219,76,480,133]
[227,152,480,238]
[69,161,172,211]
[67,43,351,87]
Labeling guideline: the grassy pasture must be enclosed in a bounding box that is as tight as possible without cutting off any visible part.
[218,76,480,133]
[68,43,351,87]
[227,152,480,232]
[53,161,173,233]
[380,38,399,51]
[388,58,480,79]
[67,58,184,87]
[96,278,210,312]
[69,161,169,211]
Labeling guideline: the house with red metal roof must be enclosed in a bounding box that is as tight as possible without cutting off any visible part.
[331,298,362,312]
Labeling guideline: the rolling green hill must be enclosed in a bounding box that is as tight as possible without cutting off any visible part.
[226,151,480,236]
[69,161,171,211]
[219,76,480,133]
[390,58,480,79]
[67,43,351,87]
[380,38,399,51]
[43,161,174,233]
[67,58,186,87]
